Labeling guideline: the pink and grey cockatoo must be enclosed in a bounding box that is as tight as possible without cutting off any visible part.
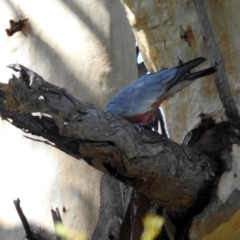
[106,58,217,126]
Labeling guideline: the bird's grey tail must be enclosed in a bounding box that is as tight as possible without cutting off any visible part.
[165,58,214,92]
[176,57,217,82]
[176,57,206,73]
[183,66,217,81]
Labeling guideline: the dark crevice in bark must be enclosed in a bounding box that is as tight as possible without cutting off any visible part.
[136,46,148,78]
[172,179,214,240]
[193,0,240,130]
[183,117,234,172]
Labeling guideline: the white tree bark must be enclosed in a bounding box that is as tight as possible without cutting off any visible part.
[0,0,137,239]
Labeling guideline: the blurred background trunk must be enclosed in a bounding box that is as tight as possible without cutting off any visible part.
[0,0,137,239]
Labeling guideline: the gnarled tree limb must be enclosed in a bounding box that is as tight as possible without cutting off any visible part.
[0,64,218,217]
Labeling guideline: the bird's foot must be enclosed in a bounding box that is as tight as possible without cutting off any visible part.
[133,123,144,133]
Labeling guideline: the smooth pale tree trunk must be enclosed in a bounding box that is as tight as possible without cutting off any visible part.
[120,0,240,239]
[0,0,137,239]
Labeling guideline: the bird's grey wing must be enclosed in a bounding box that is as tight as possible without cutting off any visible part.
[106,69,178,117]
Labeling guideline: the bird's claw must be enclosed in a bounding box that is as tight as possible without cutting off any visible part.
[133,123,143,133]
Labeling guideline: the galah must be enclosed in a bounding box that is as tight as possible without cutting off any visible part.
[106,58,217,125]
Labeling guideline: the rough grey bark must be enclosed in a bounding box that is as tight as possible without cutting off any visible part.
[0,64,223,221]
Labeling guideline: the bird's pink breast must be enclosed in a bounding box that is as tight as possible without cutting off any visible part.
[125,97,166,125]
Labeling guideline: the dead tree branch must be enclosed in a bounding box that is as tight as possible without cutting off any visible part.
[14,198,55,240]
[0,64,219,217]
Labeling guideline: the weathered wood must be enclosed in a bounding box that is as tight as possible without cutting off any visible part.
[0,64,220,218]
